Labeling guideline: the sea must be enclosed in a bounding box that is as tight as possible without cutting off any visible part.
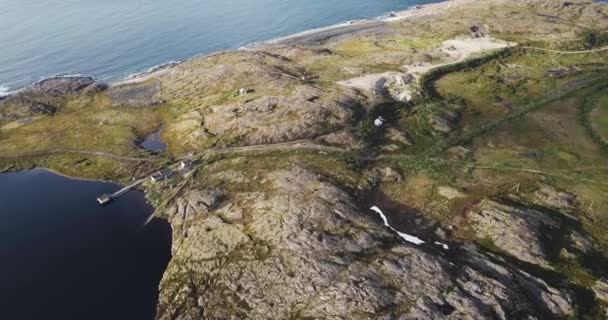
[0,0,438,95]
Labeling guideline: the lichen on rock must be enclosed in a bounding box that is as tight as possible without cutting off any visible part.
[157,167,577,319]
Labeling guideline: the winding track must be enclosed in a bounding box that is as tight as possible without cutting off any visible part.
[519,45,608,54]
[2,44,606,168]
[0,149,160,162]
[0,140,349,164]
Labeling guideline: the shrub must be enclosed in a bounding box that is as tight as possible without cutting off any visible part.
[582,31,608,50]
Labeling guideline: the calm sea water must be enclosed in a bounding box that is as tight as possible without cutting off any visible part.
[0,0,437,93]
[0,169,171,320]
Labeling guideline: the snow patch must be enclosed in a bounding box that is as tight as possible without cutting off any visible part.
[370,206,426,246]
[434,241,449,250]
[374,116,385,127]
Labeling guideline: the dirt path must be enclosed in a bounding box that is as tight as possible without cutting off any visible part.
[338,37,515,96]
[192,139,349,159]
[0,139,351,165]
[520,46,608,54]
[4,43,605,167]
[0,149,160,162]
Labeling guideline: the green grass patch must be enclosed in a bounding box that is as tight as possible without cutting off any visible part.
[588,91,608,147]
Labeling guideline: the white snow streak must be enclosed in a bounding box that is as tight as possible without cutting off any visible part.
[370,206,425,246]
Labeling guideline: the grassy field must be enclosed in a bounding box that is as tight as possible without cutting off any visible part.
[590,91,608,144]
[0,91,169,180]
[435,49,608,135]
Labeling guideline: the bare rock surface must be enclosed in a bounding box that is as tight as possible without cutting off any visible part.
[168,85,359,148]
[532,185,578,213]
[107,80,163,106]
[437,186,466,200]
[0,76,97,120]
[134,50,367,150]
[201,86,355,146]
[467,199,559,266]
[317,130,363,149]
[157,167,575,320]
[593,280,608,316]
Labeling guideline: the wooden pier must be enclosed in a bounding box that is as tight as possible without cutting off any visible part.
[96,158,196,206]
[97,178,147,205]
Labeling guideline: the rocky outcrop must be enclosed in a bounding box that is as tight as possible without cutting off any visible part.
[317,130,363,149]
[424,104,464,135]
[157,167,576,319]
[467,199,559,266]
[0,99,56,121]
[167,85,359,148]
[0,76,98,120]
[437,186,466,200]
[447,145,472,160]
[466,198,599,268]
[166,188,225,226]
[532,185,578,213]
[156,51,311,107]
[593,280,608,317]
[107,80,163,107]
[19,76,96,96]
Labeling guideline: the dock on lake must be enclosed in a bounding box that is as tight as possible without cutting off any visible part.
[96,159,196,205]
[96,178,147,205]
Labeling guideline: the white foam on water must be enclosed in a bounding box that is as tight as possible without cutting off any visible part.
[0,85,10,94]
[370,206,426,246]
[0,85,17,97]
[124,60,183,80]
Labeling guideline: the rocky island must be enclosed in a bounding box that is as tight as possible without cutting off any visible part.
[1,0,608,318]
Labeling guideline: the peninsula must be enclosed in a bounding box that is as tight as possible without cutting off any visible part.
[1,0,608,318]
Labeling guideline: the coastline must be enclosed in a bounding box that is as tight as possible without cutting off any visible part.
[0,166,123,185]
[3,0,608,318]
[10,1,453,90]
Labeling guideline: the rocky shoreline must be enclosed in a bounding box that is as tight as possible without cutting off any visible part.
[1,0,608,319]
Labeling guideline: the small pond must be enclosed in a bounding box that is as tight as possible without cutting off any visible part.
[141,128,168,153]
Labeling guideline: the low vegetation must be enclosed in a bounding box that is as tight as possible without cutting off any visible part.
[2,1,608,316]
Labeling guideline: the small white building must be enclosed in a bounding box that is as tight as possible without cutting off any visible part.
[151,169,174,183]
[180,160,194,171]
[238,88,249,96]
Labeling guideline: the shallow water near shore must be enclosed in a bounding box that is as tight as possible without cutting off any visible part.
[0,169,171,320]
[0,0,439,91]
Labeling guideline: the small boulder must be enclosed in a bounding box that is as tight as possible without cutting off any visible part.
[192,189,225,210]
[386,128,412,146]
[82,82,109,96]
[569,231,595,254]
[593,280,608,312]
[317,131,363,149]
[428,115,453,133]
[532,185,578,212]
[372,167,403,182]
[447,146,471,160]
[437,186,466,200]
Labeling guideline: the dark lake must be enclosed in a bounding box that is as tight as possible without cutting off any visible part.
[0,168,171,320]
